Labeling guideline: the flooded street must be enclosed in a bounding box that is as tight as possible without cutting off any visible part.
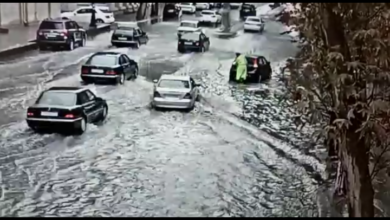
[0,10,324,217]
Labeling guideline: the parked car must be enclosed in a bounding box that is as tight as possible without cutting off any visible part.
[243,16,265,33]
[195,3,210,10]
[61,6,115,24]
[36,18,87,51]
[151,75,201,111]
[163,3,181,21]
[81,51,138,85]
[230,3,242,9]
[178,31,210,53]
[229,54,272,83]
[111,23,148,48]
[26,87,108,135]
[198,10,221,27]
[240,4,257,20]
[177,20,202,37]
[175,3,196,14]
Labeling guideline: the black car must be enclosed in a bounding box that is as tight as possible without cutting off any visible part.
[36,18,86,51]
[229,55,272,83]
[163,3,180,21]
[26,87,108,135]
[240,4,256,20]
[111,24,148,48]
[81,51,139,85]
[178,32,210,53]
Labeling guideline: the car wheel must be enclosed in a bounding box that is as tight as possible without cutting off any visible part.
[117,74,125,85]
[67,39,74,51]
[96,19,104,24]
[99,105,108,122]
[80,36,86,47]
[75,116,87,135]
[133,67,139,79]
[134,41,140,49]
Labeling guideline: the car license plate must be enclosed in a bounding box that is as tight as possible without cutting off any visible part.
[45,33,57,38]
[118,37,127,41]
[184,42,192,45]
[168,9,174,13]
[91,69,104,73]
[41,111,58,117]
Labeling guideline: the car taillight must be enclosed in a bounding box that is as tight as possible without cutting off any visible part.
[60,30,68,36]
[38,31,43,36]
[195,42,199,46]
[106,70,116,75]
[81,68,89,74]
[154,92,161,97]
[64,114,74,118]
[183,93,192,99]
[253,59,258,68]
[27,112,34,116]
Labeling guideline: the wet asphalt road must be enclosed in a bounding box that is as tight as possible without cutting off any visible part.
[0,10,325,217]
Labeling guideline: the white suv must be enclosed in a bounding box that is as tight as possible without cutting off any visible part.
[61,6,115,24]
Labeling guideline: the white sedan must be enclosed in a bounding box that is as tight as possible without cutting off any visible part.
[196,3,210,10]
[198,10,221,26]
[175,3,196,14]
[244,16,265,32]
[61,6,115,24]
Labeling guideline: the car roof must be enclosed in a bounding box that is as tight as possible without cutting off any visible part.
[46,87,87,93]
[181,20,199,24]
[160,75,190,81]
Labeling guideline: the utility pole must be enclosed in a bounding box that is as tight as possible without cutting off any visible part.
[90,2,97,28]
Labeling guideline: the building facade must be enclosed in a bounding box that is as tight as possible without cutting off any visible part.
[0,3,61,26]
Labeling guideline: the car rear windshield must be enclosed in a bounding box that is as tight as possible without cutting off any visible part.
[201,11,214,15]
[114,29,134,35]
[39,21,64,29]
[37,92,76,106]
[247,18,260,22]
[86,55,118,66]
[242,4,254,9]
[181,33,199,41]
[158,80,190,89]
[180,22,197,28]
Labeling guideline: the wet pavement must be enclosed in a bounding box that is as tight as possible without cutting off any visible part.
[0,9,325,217]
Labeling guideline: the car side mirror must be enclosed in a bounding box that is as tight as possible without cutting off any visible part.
[153,79,158,83]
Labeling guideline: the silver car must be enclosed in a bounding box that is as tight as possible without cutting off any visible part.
[152,75,201,110]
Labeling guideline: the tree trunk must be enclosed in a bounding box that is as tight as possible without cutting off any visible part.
[342,132,374,217]
[136,3,148,20]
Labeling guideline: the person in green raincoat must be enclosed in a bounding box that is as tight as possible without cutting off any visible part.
[235,52,247,83]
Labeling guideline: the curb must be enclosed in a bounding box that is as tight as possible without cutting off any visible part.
[0,24,111,59]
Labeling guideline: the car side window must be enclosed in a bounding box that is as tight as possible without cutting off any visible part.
[72,21,80,29]
[133,29,139,36]
[259,58,266,65]
[78,92,90,105]
[136,29,142,35]
[85,90,96,101]
[123,55,132,64]
[119,56,127,65]
[85,9,94,14]
[76,9,87,14]
[67,21,75,29]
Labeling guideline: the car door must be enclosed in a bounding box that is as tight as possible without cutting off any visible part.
[119,55,131,78]
[135,28,144,44]
[73,8,90,23]
[257,57,269,76]
[123,54,136,75]
[77,91,97,122]
[189,77,198,101]
[66,21,77,41]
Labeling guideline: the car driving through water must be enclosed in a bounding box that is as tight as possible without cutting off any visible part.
[151,75,201,111]
[26,87,108,135]
[81,51,139,85]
